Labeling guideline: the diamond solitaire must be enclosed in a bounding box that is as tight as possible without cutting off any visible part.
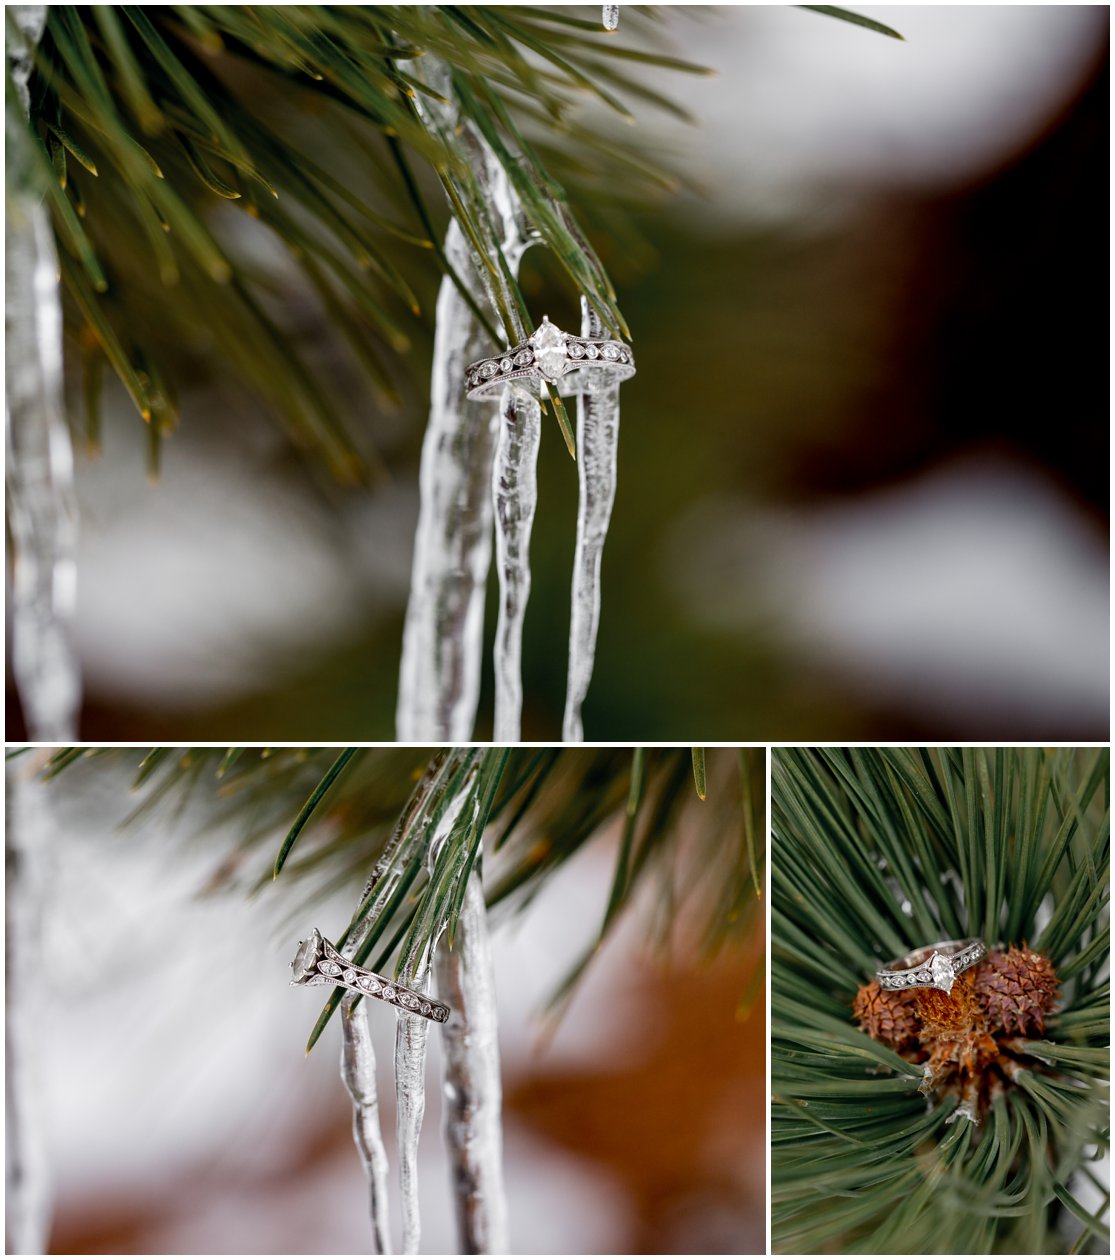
[876,938,987,994]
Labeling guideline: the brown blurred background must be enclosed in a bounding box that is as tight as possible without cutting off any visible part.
[6,6,1109,741]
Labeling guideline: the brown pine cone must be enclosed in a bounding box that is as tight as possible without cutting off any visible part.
[912,971,986,1038]
[974,946,1059,1036]
[853,979,921,1051]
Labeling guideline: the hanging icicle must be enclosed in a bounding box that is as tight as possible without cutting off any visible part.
[396,56,534,741]
[5,5,81,742]
[603,5,621,32]
[5,755,53,1255]
[491,384,542,742]
[392,755,482,1254]
[436,868,509,1254]
[393,1001,431,1256]
[563,298,622,741]
[340,996,392,1255]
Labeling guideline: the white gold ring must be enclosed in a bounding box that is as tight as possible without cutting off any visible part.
[464,314,635,400]
[875,938,987,995]
[290,928,449,1023]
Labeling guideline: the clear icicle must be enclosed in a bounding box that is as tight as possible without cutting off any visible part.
[435,868,508,1254]
[340,996,392,1254]
[5,5,81,742]
[5,756,52,1255]
[603,5,621,32]
[395,218,499,742]
[393,1003,431,1256]
[562,298,621,742]
[393,759,480,1255]
[396,55,533,741]
[491,384,541,742]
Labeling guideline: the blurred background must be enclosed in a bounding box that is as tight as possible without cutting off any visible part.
[5,5,1109,740]
[8,747,765,1255]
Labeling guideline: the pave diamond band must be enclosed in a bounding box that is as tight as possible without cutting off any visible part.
[464,314,635,400]
[289,928,450,1023]
[876,938,987,995]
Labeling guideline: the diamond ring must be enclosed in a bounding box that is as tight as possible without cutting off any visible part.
[464,315,635,400]
[876,938,987,995]
[289,928,450,1023]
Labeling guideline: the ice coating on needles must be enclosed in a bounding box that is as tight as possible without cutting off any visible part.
[396,55,534,741]
[393,756,482,1254]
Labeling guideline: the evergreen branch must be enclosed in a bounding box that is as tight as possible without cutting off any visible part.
[772,748,1109,1255]
[18,4,698,474]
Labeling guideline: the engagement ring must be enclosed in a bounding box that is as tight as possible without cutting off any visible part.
[290,928,450,1023]
[876,938,987,995]
[464,315,635,400]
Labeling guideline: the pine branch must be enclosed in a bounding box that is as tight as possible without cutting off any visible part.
[14,5,698,478]
[772,748,1109,1255]
[34,744,764,1041]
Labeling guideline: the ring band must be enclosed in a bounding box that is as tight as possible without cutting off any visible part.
[289,928,450,1023]
[876,938,987,994]
[464,314,635,400]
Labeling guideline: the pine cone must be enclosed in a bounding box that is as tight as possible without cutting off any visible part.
[912,971,986,1038]
[853,980,921,1051]
[974,946,1059,1036]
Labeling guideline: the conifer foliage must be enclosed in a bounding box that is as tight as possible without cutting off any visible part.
[772,747,1109,1254]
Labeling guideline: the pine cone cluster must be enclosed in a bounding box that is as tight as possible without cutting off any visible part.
[852,943,1060,1115]
[975,946,1059,1035]
[852,980,920,1051]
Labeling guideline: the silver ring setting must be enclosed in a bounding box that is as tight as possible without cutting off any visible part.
[464,314,635,400]
[876,938,987,995]
[290,928,450,1023]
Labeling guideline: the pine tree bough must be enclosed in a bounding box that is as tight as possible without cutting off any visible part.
[5,4,81,742]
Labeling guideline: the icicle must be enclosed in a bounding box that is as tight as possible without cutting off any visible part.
[602,5,621,32]
[562,298,621,741]
[435,868,508,1254]
[393,1000,431,1256]
[395,217,500,742]
[341,997,392,1254]
[6,5,81,742]
[491,384,541,742]
[396,55,534,741]
[5,755,53,1255]
[392,756,480,1255]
